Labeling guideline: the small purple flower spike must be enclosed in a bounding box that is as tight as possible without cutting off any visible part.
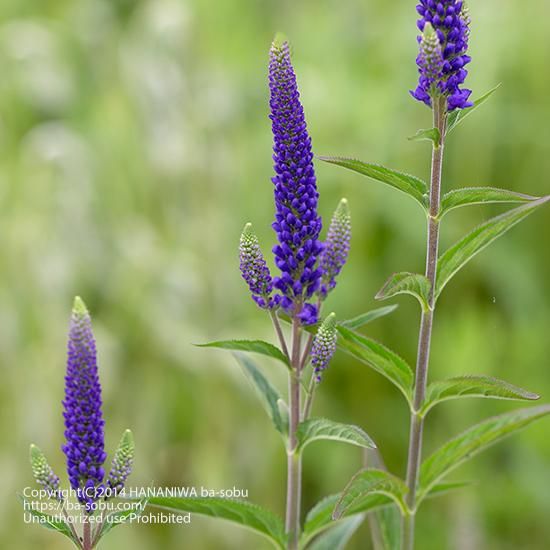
[269,36,323,325]
[62,297,106,512]
[239,223,277,309]
[311,313,338,382]
[107,429,134,496]
[412,1,472,111]
[319,198,351,298]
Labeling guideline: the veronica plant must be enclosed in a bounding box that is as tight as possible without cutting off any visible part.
[320,2,550,549]
[143,36,400,550]
[24,298,136,550]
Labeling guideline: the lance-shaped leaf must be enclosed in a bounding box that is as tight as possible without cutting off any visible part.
[333,469,409,520]
[446,84,501,134]
[338,305,398,331]
[337,326,414,406]
[439,187,539,218]
[198,339,290,368]
[408,127,441,148]
[420,375,540,417]
[18,495,77,545]
[296,418,376,453]
[435,196,550,299]
[146,496,286,549]
[232,353,288,436]
[307,515,364,550]
[375,272,432,312]
[318,157,428,209]
[417,405,550,504]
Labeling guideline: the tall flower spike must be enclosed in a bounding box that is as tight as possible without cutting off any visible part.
[269,36,323,325]
[62,297,106,512]
[412,1,472,111]
[239,223,276,309]
[319,198,351,298]
[107,429,135,496]
[30,445,62,500]
[311,313,338,382]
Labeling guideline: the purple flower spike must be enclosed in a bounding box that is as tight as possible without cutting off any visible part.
[311,313,337,382]
[319,198,351,298]
[239,223,277,309]
[62,297,106,512]
[412,1,472,111]
[269,37,323,323]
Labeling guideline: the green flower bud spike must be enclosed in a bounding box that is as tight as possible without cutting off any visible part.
[29,444,62,500]
[107,429,135,495]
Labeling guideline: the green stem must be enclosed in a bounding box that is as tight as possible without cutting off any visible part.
[285,312,303,549]
[301,372,316,421]
[270,310,290,360]
[402,97,446,550]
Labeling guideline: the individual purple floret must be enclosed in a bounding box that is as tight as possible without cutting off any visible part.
[269,37,323,324]
[412,1,472,111]
[107,429,134,496]
[239,223,277,309]
[319,199,351,298]
[311,313,337,382]
[62,297,106,512]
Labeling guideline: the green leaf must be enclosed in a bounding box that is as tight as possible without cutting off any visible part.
[18,495,77,545]
[336,326,414,406]
[296,418,376,453]
[439,187,539,218]
[425,481,472,498]
[408,127,441,147]
[339,305,398,331]
[198,339,290,368]
[318,157,428,209]
[420,375,539,416]
[371,506,401,550]
[333,469,409,520]
[146,496,286,549]
[302,494,387,547]
[375,272,432,312]
[446,84,501,133]
[232,353,288,436]
[435,197,550,298]
[306,516,364,550]
[417,405,550,503]
[302,495,341,545]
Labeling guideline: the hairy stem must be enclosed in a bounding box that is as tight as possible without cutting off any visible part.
[402,97,446,550]
[285,313,303,549]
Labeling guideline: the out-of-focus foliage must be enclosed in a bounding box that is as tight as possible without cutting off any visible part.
[2,1,549,549]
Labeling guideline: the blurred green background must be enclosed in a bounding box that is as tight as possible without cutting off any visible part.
[2,0,549,548]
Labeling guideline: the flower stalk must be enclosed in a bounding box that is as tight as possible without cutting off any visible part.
[285,311,303,549]
[403,95,447,549]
